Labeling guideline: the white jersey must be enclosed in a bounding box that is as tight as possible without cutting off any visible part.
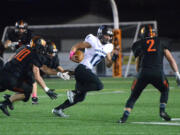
[80,34,113,70]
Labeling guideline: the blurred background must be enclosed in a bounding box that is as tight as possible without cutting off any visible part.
[0,0,179,38]
[0,0,179,76]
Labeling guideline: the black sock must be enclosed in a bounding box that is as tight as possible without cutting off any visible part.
[121,110,130,122]
[55,99,75,110]
[3,99,12,106]
[160,103,166,113]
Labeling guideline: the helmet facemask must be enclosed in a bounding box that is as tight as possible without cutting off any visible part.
[30,36,47,54]
[46,41,58,57]
[97,25,113,45]
[15,20,28,34]
[139,25,157,39]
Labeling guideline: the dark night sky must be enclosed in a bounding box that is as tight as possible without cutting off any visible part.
[0,0,179,40]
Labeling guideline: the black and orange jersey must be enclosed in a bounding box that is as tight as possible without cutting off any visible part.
[43,55,60,69]
[5,29,33,48]
[0,41,5,58]
[4,46,44,78]
[132,37,169,70]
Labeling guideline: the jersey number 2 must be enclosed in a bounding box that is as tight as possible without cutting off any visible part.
[15,48,31,61]
[146,39,156,52]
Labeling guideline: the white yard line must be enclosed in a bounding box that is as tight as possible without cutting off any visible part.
[38,91,124,98]
[172,118,180,121]
[132,120,180,126]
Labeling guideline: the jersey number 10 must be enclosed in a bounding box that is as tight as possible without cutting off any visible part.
[15,48,31,62]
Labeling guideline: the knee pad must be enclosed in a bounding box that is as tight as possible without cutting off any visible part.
[23,92,31,102]
[96,83,104,91]
[21,82,33,102]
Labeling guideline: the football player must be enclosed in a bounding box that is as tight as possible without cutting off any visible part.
[52,25,118,117]
[118,25,180,123]
[0,41,9,70]
[0,36,68,116]
[4,20,33,50]
[31,40,70,104]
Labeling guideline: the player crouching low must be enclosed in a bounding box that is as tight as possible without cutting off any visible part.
[0,36,70,116]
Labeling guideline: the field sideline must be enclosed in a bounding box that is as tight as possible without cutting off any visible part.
[0,77,180,135]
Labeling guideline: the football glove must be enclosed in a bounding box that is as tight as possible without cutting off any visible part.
[57,72,70,80]
[64,70,75,75]
[175,72,180,86]
[111,53,118,62]
[8,42,19,51]
[46,89,57,99]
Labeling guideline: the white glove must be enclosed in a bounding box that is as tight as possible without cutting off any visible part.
[175,72,180,86]
[8,42,19,50]
[57,72,70,80]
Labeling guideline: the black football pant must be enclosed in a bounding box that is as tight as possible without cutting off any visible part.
[55,64,104,110]
[0,57,4,71]
[74,64,103,102]
[125,69,169,109]
[0,70,33,102]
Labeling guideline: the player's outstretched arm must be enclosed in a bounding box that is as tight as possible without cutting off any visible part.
[40,65,70,80]
[33,65,57,99]
[164,49,180,85]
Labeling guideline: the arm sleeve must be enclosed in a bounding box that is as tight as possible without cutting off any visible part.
[162,42,170,50]
[53,55,60,69]
[49,56,59,69]
[132,42,142,57]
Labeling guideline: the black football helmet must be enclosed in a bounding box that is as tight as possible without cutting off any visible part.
[30,36,46,54]
[15,20,28,33]
[139,25,157,39]
[97,25,113,44]
[46,41,58,56]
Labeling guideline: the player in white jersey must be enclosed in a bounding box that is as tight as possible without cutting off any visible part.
[52,25,118,117]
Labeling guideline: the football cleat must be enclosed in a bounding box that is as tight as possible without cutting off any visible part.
[52,108,69,118]
[160,112,171,121]
[67,90,75,103]
[0,103,10,116]
[32,97,38,105]
[117,117,127,124]
[3,94,14,110]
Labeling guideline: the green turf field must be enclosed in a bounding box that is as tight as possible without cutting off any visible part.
[0,77,180,135]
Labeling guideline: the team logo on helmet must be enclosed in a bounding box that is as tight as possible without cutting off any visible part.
[97,25,113,45]
[139,25,157,39]
[15,20,28,33]
[46,40,58,56]
[30,36,46,54]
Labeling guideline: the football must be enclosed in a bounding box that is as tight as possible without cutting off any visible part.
[74,50,84,62]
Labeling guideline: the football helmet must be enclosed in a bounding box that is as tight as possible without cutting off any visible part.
[139,25,157,39]
[46,41,58,56]
[97,25,113,44]
[15,20,28,33]
[30,36,46,54]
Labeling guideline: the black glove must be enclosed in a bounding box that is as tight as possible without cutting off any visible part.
[46,89,57,99]
[112,53,118,62]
